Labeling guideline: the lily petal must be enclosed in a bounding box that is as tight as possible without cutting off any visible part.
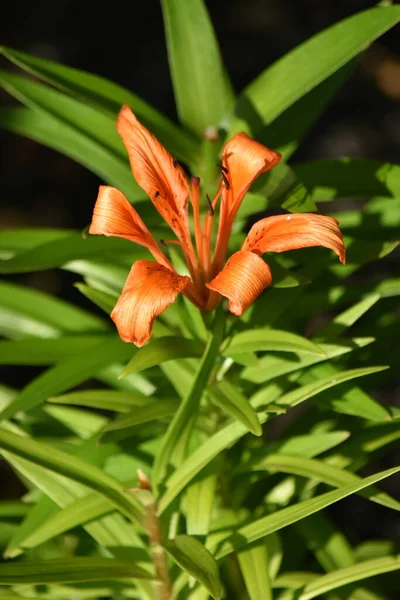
[212,133,281,274]
[117,105,191,244]
[221,132,281,219]
[89,185,170,267]
[242,213,346,264]
[207,250,272,316]
[111,260,190,346]
[89,185,154,244]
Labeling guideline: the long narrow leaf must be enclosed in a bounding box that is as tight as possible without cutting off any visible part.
[161,0,234,135]
[0,557,152,583]
[0,45,199,162]
[230,6,400,135]
[211,467,400,559]
[0,427,143,523]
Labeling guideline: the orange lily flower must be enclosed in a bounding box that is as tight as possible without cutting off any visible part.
[89,105,345,346]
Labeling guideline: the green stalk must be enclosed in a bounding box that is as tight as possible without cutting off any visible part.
[152,305,225,494]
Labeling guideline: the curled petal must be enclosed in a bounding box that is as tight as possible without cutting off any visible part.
[207,251,272,316]
[221,132,281,217]
[111,260,190,347]
[212,133,281,274]
[242,213,346,264]
[89,186,155,245]
[117,105,191,244]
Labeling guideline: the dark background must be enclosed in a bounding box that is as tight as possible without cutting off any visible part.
[1,0,399,561]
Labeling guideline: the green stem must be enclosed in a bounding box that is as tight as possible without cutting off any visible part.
[152,305,225,494]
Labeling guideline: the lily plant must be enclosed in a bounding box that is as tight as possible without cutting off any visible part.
[0,1,399,600]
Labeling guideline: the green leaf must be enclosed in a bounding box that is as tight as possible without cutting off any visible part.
[0,70,128,156]
[265,431,350,459]
[120,336,205,377]
[263,163,317,213]
[295,363,390,422]
[0,45,199,163]
[276,366,389,409]
[0,281,107,339]
[0,234,143,274]
[0,557,152,583]
[237,540,273,600]
[210,380,262,436]
[164,535,222,599]
[49,389,151,412]
[230,6,400,135]
[0,336,132,421]
[211,467,400,559]
[100,399,179,443]
[0,228,72,254]
[17,494,114,553]
[317,293,381,340]
[0,335,113,365]
[161,0,234,136]
[152,308,225,489]
[293,158,400,202]
[242,339,373,384]
[296,556,400,600]
[158,365,389,513]
[185,461,218,536]
[75,282,117,314]
[261,62,355,160]
[0,501,28,519]
[0,107,136,199]
[0,427,143,523]
[295,513,355,572]
[248,454,400,512]
[224,329,325,357]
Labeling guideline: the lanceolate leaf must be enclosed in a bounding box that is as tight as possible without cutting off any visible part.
[289,556,400,600]
[248,454,400,511]
[0,45,199,163]
[211,467,400,559]
[161,0,234,136]
[0,427,143,523]
[261,62,355,160]
[0,557,152,583]
[120,336,205,377]
[0,281,107,338]
[224,329,325,357]
[0,234,143,274]
[49,389,151,412]
[0,107,137,199]
[100,399,179,443]
[164,535,222,600]
[0,335,112,365]
[0,337,132,421]
[230,6,400,135]
[210,380,262,436]
[293,159,400,202]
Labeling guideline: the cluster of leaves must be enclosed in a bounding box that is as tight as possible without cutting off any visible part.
[0,1,399,599]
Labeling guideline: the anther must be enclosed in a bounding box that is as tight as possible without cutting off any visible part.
[206,194,214,216]
[221,172,230,190]
[191,176,200,187]
[172,157,179,168]
[160,239,168,248]
[154,190,160,199]
[217,162,228,174]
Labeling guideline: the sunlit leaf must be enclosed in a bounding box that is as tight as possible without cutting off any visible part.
[164,535,222,599]
[0,557,152,583]
[161,0,234,136]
